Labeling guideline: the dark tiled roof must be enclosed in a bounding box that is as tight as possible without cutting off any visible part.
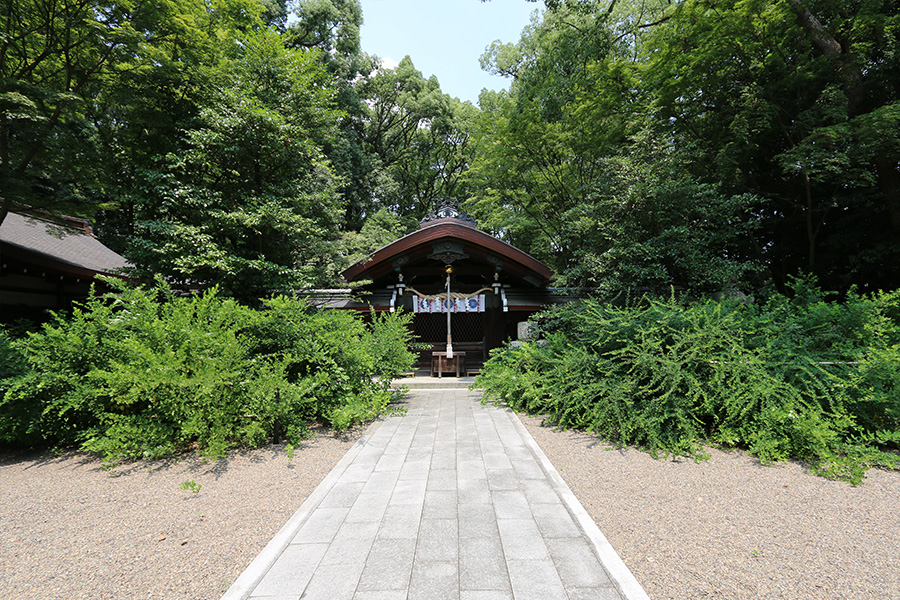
[0,212,128,275]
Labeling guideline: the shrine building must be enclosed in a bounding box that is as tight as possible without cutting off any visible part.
[327,200,565,376]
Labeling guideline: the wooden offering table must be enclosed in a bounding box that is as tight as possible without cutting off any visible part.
[431,351,466,378]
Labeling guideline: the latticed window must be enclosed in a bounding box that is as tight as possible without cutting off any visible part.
[412,312,487,369]
[413,312,485,343]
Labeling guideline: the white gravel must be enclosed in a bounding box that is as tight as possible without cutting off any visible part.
[518,413,900,600]
[0,425,365,600]
[2,406,898,600]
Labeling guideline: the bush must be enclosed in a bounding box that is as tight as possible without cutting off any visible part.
[477,280,900,484]
[0,281,417,463]
[0,328,30,439]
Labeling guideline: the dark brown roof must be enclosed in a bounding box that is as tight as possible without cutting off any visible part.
[342,218,553,287]
[0,212,128,278]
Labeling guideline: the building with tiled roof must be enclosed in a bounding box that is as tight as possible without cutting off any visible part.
[0,212,129,322]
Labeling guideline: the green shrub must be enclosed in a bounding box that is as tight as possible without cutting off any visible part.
[478,280,900,484]
[0,328,30,442]
[0,280,417,463]
[328,386,396,431]
[365,309,423,380]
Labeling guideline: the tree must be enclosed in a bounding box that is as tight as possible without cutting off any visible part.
[125,30,343,301]
[340,56,476,229]
[0,0,265,227]
[1,0,127,225]
[337,207,411,273]
[466,4,631,275]
[288,0,363,56]
[470,0,900,295]
[645,0,900,291]
[565,132,766,294]
[366,62,477,220]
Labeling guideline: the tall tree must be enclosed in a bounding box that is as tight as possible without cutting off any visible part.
[0,0,265,227]
[336,56,476,230]
[645,0,900,291]
[126,30,343,301]
[288,0,362,55]
[471,0,900,294]
[467,4,628,274]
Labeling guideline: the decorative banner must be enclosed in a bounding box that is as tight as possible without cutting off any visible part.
[413,294,485,313]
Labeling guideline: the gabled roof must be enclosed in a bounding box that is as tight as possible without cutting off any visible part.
[0,212,128,278]
[342,217,553,288]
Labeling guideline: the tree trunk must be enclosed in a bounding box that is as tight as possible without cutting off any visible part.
[788,1,900,235]
[786,0,865,111]
[0,111,7,229]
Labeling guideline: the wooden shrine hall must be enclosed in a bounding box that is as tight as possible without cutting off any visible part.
[331,199,563,376]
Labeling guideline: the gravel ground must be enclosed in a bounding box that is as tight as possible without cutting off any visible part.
[0,424,366,600]
[519,413,900,600]
[2,402,899,600]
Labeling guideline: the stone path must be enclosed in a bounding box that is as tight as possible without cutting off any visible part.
[221,387,650,600]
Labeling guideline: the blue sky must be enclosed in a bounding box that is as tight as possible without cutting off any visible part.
[359,0,544,105]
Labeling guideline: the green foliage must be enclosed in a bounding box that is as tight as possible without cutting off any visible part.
[478,280,900,484]
[565,139,766,293]
[285,442,296,463]
[0,281,417,463]
[9,0,900,304]
[467,4,765,294]
[364,309,423,379]
[642,0,900,292]
[180,480,202,494]
[124,30,343,300]
[337,208,414,274]
[288,0,362,56]
[0,329,28,412]
[468,0,900,296]
[1,0,266,225]
[336,55,476,230]
[327,386,395,432]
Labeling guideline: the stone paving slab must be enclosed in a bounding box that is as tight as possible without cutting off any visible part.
[221,389,650,600]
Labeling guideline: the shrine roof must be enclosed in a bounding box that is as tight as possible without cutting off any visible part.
[342,213,553,288]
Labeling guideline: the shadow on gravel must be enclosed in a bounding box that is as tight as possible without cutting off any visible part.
[0,447,66,470]
[524,411,804,471]
[0,416,377,480]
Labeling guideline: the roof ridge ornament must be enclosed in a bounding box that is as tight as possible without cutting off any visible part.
[419,197,478,228]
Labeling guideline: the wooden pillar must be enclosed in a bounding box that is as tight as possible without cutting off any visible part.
[484,305,505,354]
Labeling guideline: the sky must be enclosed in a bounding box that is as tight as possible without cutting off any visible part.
[359,0,544,105]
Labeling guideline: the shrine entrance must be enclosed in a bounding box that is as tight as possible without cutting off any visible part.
[413,312,485,347]
[413,311,486,372]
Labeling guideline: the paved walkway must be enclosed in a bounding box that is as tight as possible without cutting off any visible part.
[221,386,650,600]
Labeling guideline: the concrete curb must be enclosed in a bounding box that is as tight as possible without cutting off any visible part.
[506,406,653,600]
